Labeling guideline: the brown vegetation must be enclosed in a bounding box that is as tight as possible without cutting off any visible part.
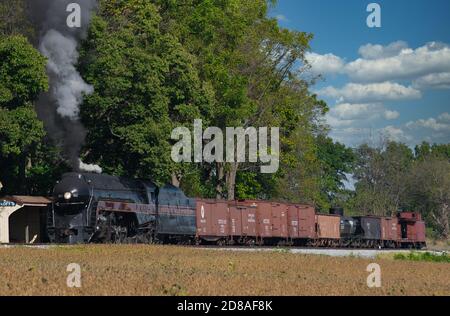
[0,245,448,296]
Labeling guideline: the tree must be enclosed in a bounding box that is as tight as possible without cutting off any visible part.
[0,35,49,194]
[0,0,35,40]
[0,36,48,108]
[407,157,450,239]
[155,0,326,200]
[76,0,332,201]
[415,142,450,161]
[352,142,414,216]
[315,135,355,209]
[78,0,214,186]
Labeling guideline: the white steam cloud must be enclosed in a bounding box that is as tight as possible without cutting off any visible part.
[78,159,102,174]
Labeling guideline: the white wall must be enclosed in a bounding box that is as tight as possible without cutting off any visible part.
[0,205,23,243]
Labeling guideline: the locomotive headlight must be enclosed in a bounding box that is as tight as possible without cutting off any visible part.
[64,192,72,200]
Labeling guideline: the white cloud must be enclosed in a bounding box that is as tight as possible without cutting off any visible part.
[438,113,450,122]
[328,110,450,147]
[275,14,289,22]
[326,103,400,131]
[406,117,450,132]
[308,41,450,146]
[379,113,450,147]
[381,126,412,143]
[328,127,373,147]
[305,52,345,75]
[308,42,450,85]
[330,103,398,121]
[384,110,400,120]
[346,42,450,82]
[331,103,378,120]
[318,82,421,103]
[326,114,354,128]
[331,115,450,147]
[358,41,409,60]
[413,72,450,90]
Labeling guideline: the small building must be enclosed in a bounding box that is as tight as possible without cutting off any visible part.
[0,196,51,244]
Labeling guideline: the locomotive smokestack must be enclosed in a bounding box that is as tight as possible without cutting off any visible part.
[31,0,101,173]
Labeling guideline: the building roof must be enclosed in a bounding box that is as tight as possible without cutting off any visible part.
[4,196,52,206]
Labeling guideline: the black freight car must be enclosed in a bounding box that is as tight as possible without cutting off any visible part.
[339,213,382,248]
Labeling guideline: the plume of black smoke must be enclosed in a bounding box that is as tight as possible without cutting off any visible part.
[30,0,102,173]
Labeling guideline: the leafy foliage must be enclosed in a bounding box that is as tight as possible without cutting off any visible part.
[0,106,45,156]
[152,0,330,201]
[0,35,52,194]
[352,142,414,216]
[78,0,214,185]
[0,35,48,108]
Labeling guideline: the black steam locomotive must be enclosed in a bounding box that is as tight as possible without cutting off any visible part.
[47,173,196,244]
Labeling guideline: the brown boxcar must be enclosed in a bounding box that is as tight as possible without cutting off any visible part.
[271,202,289,238]
[381,217,398,241]
[297,205,316,239]
[228,206,243,237]
[255,201,273,238]
[287,204,316,239]
[196,199,229,238]
[287,205,300,238]
[236,201,257,237]
[316,214,340,239]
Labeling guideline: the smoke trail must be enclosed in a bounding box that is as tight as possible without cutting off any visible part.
[39,29,94,120]
[30,0,101,173]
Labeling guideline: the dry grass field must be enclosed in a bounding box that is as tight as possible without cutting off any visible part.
[0,245,448,296]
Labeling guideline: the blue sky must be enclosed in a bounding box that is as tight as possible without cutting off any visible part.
[271,0,450,147]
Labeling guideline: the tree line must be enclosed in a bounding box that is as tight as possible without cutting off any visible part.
[0,0,448,239]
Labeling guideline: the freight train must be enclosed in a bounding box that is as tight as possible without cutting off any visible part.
[47,173,427,249]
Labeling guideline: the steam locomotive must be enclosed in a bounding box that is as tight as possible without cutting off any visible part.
[48,172,195,244]
[47,173,427,249]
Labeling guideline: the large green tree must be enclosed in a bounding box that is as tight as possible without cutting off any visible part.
[406,156,450,239]
[78,0,214,185]
[154,0,328,200]
[352,142,414,216]
[77,0,331,202]
[0,35,49,194]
